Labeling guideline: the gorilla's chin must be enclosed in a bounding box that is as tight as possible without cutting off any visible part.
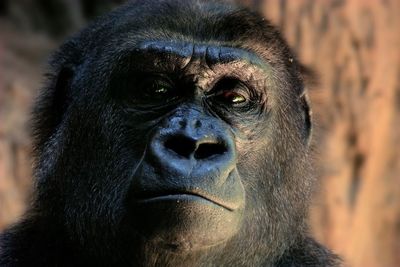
[132,195,243,252]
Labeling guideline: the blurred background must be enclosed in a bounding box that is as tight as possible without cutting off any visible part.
[0,0,399,266]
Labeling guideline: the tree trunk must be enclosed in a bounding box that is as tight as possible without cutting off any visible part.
[258,1,400,266]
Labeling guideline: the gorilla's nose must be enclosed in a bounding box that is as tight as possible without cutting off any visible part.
[164,134,228,160]
[148,118,237,183]
[135,117,243,211]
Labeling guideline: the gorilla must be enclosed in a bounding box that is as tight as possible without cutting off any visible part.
[0,0,340,266]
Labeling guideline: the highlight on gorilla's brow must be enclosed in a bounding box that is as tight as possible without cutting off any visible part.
[138,40,269,67]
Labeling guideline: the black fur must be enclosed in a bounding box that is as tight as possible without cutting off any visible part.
[0,0,341,266]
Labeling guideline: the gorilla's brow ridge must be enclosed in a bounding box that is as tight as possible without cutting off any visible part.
[137,40,269,69]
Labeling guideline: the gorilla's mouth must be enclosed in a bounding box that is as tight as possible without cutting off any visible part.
[131,189,243,253]
[135,191,236,211]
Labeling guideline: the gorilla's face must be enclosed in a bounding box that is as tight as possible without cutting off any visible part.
[33,1,313,265]
[120,42,268,250]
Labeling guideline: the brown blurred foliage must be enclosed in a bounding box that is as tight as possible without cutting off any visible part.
[0,1,399,266]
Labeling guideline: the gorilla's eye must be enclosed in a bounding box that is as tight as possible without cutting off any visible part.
[152,85,168,94]
[142,78,173,97]
[215,91,247,105]
[210,78,250,107]
[135,76,179,104]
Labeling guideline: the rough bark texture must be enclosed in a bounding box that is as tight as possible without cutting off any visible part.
[0,1,399,266]
[255,1,400,266]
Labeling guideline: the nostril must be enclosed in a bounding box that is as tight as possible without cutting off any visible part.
[164,135,227,160]
[194,142,227,160]
[164,135,196,158]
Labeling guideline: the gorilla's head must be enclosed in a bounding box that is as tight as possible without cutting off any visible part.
[0,1,339,267]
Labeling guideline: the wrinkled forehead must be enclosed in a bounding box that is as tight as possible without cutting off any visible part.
[107,40,272,81]
[137,40,268,68]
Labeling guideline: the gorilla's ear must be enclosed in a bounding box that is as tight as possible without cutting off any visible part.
[32,66,74,152]
[298,64,316,146]
[299,91,312,145]
[52,67,74,123]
